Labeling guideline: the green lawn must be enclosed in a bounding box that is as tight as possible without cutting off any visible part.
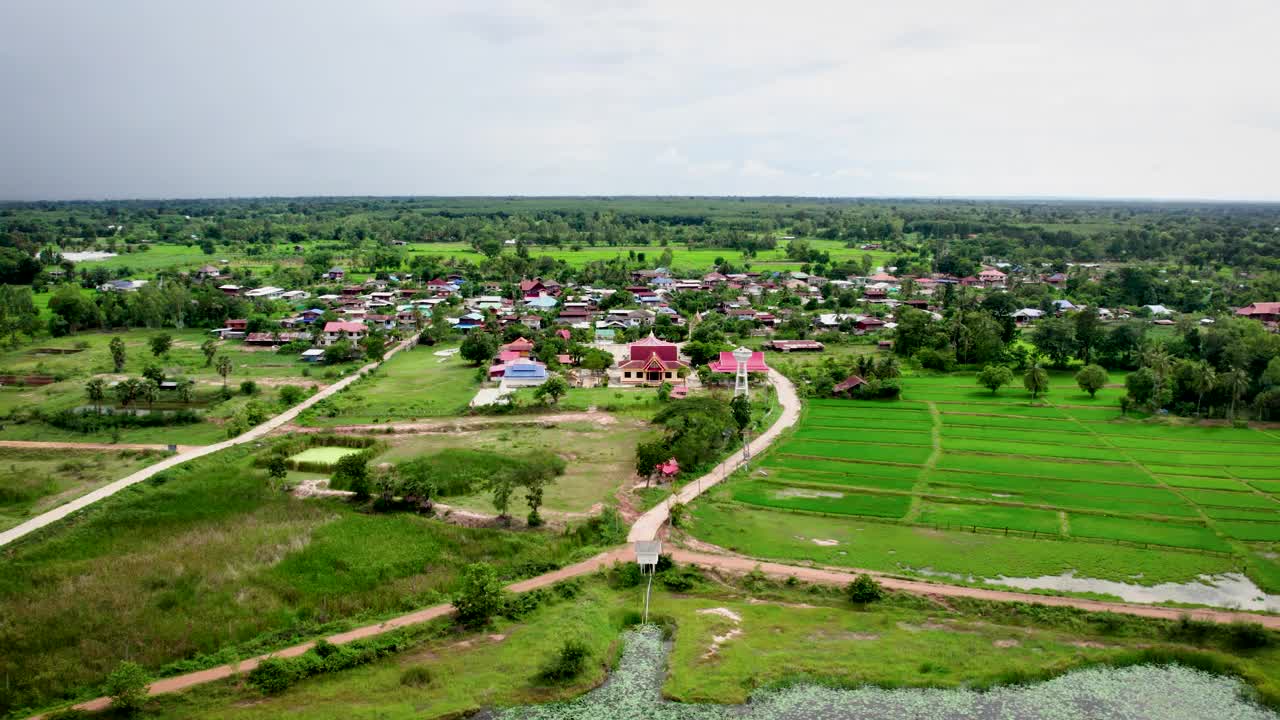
[289,446,362,466]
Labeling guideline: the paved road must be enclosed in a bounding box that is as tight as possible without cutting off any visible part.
[0,338,415,549]
[628,368,801,542]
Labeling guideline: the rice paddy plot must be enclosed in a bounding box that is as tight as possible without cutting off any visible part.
[1231,467,1280,481]
[1055,406,1126,421]
[1125,450,1278,469]
[805,417,938,433]
[931,403,1068,418]
[1144,464,1234,479]
[1248,480,1280,493]
[288,446,361,467]
[773,439,933,465]
[1201,506,1280,522]
[938,414,1079,433]
[942,437,1120,463]
[793,427,933,446]
[939,426,1095,447]
[916,501,1062,535]
[1081,421,1276,443]
[730,480,911,519]
[1157,475,1252,491]
[927,470,1182,504]
[1216,521,1280,542]
[1105,435,1280,454]
[936,453,1153,485]
[807,399,930,413]
[769,455,923,478]
[1067,515,1232,553]
[757,467,919,494]
[1177,488,1280,510]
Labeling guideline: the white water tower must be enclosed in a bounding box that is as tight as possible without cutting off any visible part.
[732,346,753,399]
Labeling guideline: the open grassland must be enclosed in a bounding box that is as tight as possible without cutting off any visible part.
[0,328,353,444]
[119,572,1280,719]
[297,344,476,425]
[0,447,164,531]
[0,444,612,716]
[694,370,1280,591]
[373,417,654,514]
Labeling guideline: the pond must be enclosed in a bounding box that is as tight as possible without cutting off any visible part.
[493,626,1277,720]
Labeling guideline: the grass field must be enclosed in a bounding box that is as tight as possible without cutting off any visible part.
[297,344,476,425]
[0,447,164,531]
[101,573,1280,719]
[373,418,654,514]
[690,370,1280,592]
[0,444,615,715]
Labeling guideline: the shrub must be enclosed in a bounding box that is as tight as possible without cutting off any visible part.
[104,660,150,713]
[453,563,505,627]
[279,384,305,405]
[400,665,433,687]
[538,640,590,683]
[660,568,699,591]
[247,657,297,694]
[240,380,258,395]
[846,574,884,604]
[1227,622,1272,650]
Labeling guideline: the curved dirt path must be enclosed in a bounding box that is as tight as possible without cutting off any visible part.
[0,440,202,452]
[0,338,416,549]
[628,368,801,542]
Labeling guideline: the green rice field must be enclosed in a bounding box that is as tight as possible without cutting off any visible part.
[288,446,361,466]
[690,371,1280,591]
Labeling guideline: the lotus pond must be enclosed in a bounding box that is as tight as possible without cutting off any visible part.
[495,626,1278,720]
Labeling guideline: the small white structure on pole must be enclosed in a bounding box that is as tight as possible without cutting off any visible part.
[634,540,662,622]
[732,346,753,399]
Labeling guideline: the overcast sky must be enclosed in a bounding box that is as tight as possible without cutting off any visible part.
[2,0,1278,201]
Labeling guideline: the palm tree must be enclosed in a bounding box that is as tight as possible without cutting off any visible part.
[85,377,106,413]
[1191,361,1216,417]
[215,355,233,389]
[1222,367,1250,421]
[113,379,138,408]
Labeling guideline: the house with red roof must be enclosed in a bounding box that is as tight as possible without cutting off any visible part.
[833,375,868,395]
[322,321,367,346]
[617,333,689,386]
[656,457,680,478]
[501,336,534,357]
[977,268,1007,288]
[1236,302,1280,323]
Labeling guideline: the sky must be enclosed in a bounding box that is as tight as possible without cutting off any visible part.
[1,0,1278,201]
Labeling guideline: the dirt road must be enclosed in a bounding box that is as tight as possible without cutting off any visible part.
[0,337,417,549]
[628,368,801,542]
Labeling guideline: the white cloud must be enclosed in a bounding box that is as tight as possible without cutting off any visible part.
[0,0,1277,199]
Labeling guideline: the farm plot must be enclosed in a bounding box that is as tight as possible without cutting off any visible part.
[691,371,1280,591]
[731,480,911,519]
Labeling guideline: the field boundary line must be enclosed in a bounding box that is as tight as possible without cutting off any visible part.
[901,401,942,523]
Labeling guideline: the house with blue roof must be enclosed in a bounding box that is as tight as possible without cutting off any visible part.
[501,361,549,387]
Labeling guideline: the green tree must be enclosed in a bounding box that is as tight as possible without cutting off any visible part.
[323,340,354,365]
[1190,360,1217,417]
[1031,317,1076,368]
[452,562,505,627]
[634,439,669,487]
[362,333,386,361]
[140,378,160,410]
[1073,308,1103,364]
[109,336,128,372]
[730,394,751,435]
[846,574,884,604]
[142,364,165,384]
[976,364,1014,395]
[201,338,219,366]
[1222,367,1250,421]
[460,331,499,366]
[534,375,569,405]
[149,333,173,358]
[105,660,150,714]
[682,340,726,367]
[177,379,194,403]
[266,455,289,487]
[0,285,40,345]
[333,453,370,499]
[1074,364,1109,398]
[85,377,107,412]
[1023,363,1050,399]
[215,354,233,389]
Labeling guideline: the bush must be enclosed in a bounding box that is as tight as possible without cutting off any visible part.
[538,640,590,683]
[846,574,884,604]
[453,563,505,627]
[240,379,259,395]
[247,657,297,694]
[279,384,305,405]
[1227,622,1272,650]
[400,665,433,687]
[104,660,150,713]
[660,568,699,591]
